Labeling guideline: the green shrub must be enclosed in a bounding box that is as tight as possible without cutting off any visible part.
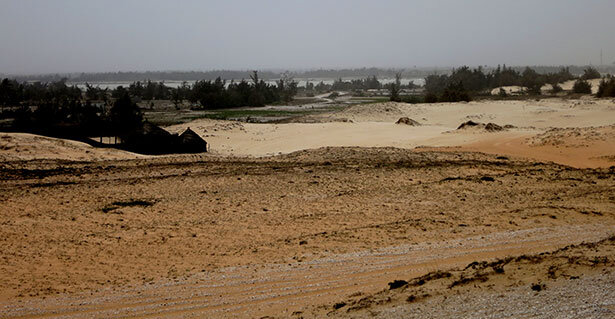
[388,73,402,102]
[550,83,563,94]
[596,76,615,97]
[521,67,546,95]
[581,67,601,80]
[424,93,438,103]
[572,79,592,94]
[498,88,508,97]
[401,95,424,104]
[439,81,471,102]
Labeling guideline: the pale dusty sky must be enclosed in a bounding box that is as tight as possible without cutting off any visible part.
[1,0,614,74]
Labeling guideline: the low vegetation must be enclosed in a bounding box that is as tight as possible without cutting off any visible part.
[424,65,575,99]
[0,71,299,142]
[580,66,601,80]
[572,79,592,94]
[596,76,615,97]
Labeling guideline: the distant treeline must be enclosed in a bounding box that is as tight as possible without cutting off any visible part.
[4,70,279,83]
[303,76,417,93]
[421,65,606,102]
[0,71,300,144]
[0,71,298,110]
[1,68,439,83]
[120,71,297,108]
[297,68,439,79]
[0,78,141,139]
[185,72,297,108]
[6,65,615,83]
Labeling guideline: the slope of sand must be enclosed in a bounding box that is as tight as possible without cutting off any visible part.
[166,99,615,167]
[447,125,615,168]
[0,133,145,161]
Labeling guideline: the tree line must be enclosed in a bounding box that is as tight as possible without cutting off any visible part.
[0,71,298,140]
[7,65,615,84]
[1,71,298,108]
[0,78,141,139]
[420,65,605,102]
[115,71,298,109]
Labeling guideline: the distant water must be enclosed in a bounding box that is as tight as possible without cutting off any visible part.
[71,78,425,90]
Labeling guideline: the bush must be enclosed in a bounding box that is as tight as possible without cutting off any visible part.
[550,83,563,94]
[439,81,471,102]
[572,79,592,94]
[401,95,424,104]
[521,67,546,95]
[581,67,601,80]
[424,93,438,103]
[498,88,508,98]
[596,76,615,98]
[388,73,402,102]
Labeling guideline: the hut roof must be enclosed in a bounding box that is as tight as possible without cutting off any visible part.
[180,128,206,142]
[179,127,207,152]
[140,122,174,138]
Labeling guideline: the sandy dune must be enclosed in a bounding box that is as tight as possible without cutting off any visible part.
[3,99,613,168]
[0,133,144,161]
[166,99,615,167]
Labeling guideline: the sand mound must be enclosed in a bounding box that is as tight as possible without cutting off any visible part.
[490,86,525,96]
[0,133,145,161]
[457,120,481,129]
[335,102,406,122]
[395,117,421,126]
[457,121,511,132]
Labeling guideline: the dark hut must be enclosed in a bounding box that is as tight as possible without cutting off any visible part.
[116,122,208,155]
[179,127,208,153]
[122,122,179,154]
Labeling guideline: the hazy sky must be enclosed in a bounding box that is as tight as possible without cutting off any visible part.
[1,0,614,74]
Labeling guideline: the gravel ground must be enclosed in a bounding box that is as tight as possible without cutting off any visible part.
[351,272,615,319]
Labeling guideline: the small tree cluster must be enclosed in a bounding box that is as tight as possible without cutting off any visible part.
[424,65,575,96]
[581,67,601,80]
[331,76,383,91]
[128,80,171,100]
[0,78,82,107]
[572,79,592,94]
[186,71,295,109]
[439,81,471,102]
[422,81,471,103]
[388,73,402,102]
[596,76,615,97]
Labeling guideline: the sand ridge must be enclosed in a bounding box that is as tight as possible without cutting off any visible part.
[0,133,145,162]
